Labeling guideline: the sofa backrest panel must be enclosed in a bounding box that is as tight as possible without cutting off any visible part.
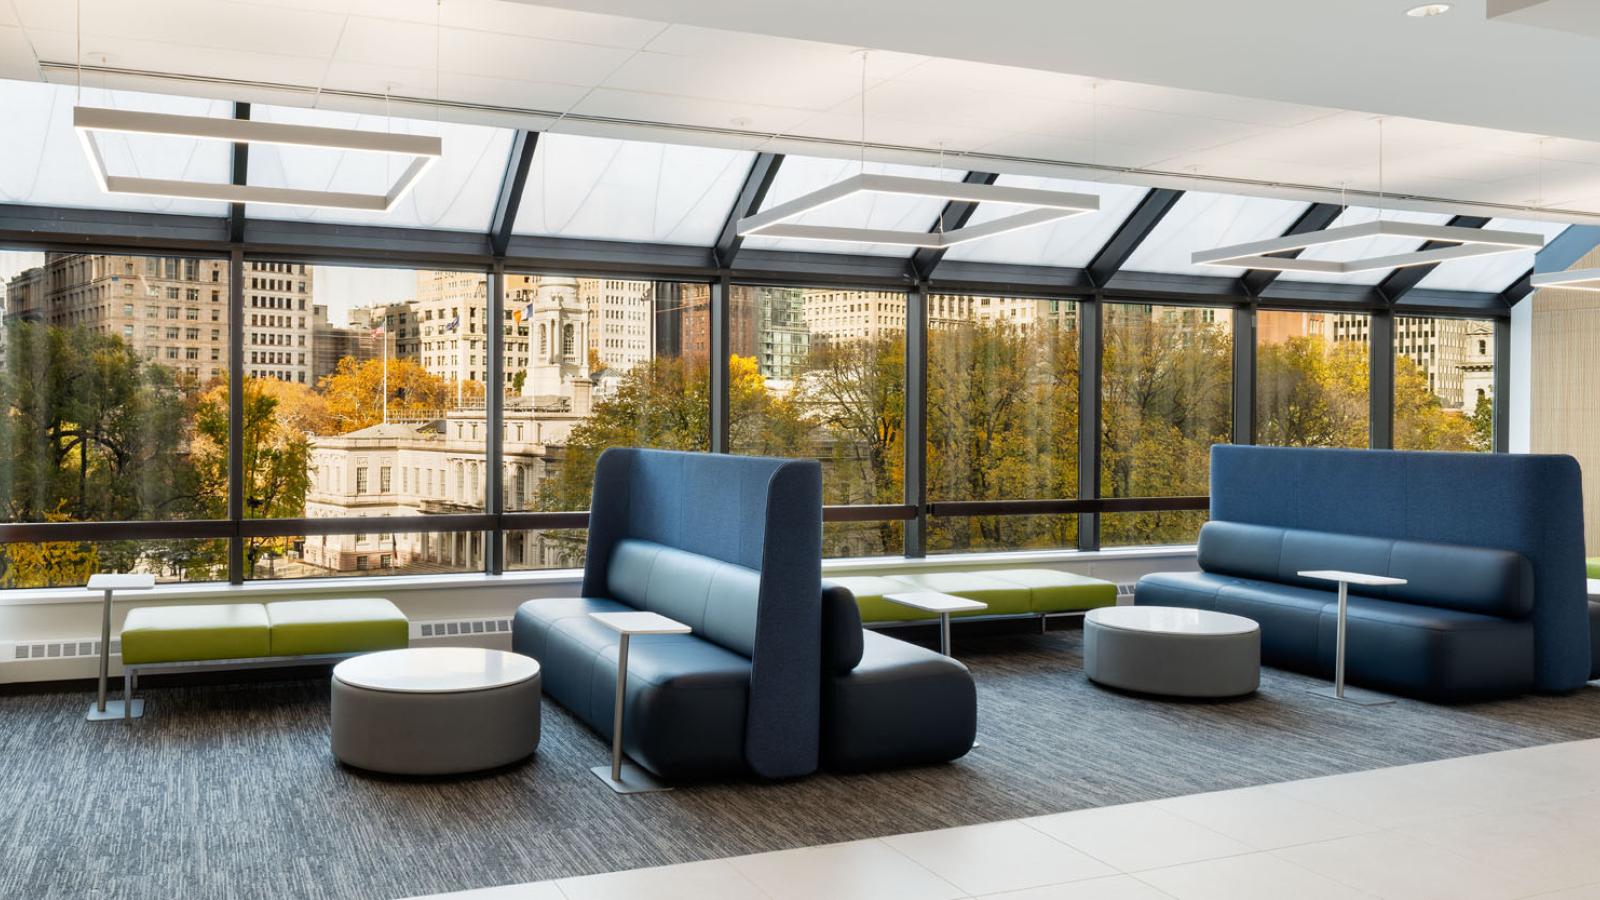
[1209,445,1586,692]
[1198,521,1535,618]
[607,539,763,658]
[581,448,823,779]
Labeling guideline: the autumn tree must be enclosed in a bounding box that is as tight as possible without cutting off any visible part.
[926,320,1078,553]
[318,356,456,433]
[1101,309,1231,546]
[0,321,201,524]
[192,377,315,573]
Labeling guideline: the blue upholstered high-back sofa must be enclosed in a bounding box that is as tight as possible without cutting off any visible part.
[512,448,976,780]
[1135,445,1589,702]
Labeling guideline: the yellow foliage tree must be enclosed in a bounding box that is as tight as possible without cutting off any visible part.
[318,357,457,433]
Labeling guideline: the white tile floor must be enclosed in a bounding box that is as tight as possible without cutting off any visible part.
[407,739,1600,900]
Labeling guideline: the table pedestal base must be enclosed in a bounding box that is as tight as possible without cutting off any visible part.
[591,762,673,794]
[87,698,143,721]
[1307,684,1394,706]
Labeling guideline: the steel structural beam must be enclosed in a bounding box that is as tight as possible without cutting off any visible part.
[228,102,250,244]
[1494,318,1512,452]
[1085,188,1184,288]
[0,201,1514,319]
[1369,309,1395,449]
[227,249,245,583]
[910,171,999,281]
[1232,306,1256,445]
[709,274,732,453]
[489,131,539,258]
[1377,215,1491,305]
[486,262,506,574]
[1239,202,1343,297]
[904,282,929,558]
[714,153,783,269]
[1077,300,1103,550]
[1501,268,1534,306]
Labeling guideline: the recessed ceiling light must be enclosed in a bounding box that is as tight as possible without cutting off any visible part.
[1405,3,1452,17]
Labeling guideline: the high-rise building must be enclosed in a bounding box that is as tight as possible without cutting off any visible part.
[242,260,315,383]
[4,253,231,383]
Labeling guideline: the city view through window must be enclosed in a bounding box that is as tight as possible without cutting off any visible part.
[0,250,1500,587]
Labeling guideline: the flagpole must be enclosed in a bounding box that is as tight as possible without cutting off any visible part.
[381,313,388,425]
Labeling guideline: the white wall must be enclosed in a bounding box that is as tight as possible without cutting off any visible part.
[0,547,1197,685]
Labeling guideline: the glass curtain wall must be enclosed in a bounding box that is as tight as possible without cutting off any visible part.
[503,275,710,570]
[1100,303,1231,546]
[1393,316,1496,452]
[926,294,1079,553]
[729,285,906,558]
[244,262,488,581]
[1256,310,1371,447]
[0,250,230,586]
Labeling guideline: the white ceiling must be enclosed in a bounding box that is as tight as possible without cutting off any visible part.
[3,0,1600,223]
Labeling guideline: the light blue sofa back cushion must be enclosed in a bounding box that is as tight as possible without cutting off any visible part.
[1197,521,1535,618]
[608,539,762,658]
[1209,445,1586,692]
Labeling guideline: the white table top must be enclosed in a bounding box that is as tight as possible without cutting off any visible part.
[1588,578,1600,598]
[1087,605,1259,636]
[333,648,540,694]
[87,573,156,591]
[589,611,693,635]
[883,590,989,614]
[1298,569,1408,587]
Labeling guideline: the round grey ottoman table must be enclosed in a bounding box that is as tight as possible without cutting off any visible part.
[1084,606,1260,698]
[331,647,541,775]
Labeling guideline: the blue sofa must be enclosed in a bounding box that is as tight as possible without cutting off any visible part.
[512,448,975,780]
[1136,445,1589,702]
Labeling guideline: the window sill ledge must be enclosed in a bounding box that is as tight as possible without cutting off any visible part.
[0,544,1198,608]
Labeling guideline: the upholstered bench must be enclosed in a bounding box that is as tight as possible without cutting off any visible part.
[831,568,1116,625]
[119,598,408,719]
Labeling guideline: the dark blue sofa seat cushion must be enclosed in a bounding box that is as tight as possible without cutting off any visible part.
[512,596,750,779]
[1214,580,1333,668]
[821,631,975,772]
[1132,571,1238,610]
[1324,597,1534,701]
[817,584,974,771]
[1136,573,1540,701]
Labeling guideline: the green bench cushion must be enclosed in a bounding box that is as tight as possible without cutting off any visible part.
[265,598,408,657]
[1588,558,1600,579]
[827,576,928,622]
[121,603,270,665]
[986,568,1118,612]
[889,572,1033,616]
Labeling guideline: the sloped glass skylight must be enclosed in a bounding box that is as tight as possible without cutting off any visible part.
[513,133,753,245]
[0,78,231,216]
[939,176,1149,268]
[1415,217,1570,292]
[1276,206,1453,286]
[1123,192,1309,277]
[246,104,512,231]
[741,156,966,257]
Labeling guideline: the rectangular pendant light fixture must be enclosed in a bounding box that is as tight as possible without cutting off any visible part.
[736,173,1099,248]
[74,106,442,211]
[1193,220,1545,273]
[1531,270,1600,292]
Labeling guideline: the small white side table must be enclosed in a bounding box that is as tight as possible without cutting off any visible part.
[588,611,691,794]
[1298,569,1407,706]
[883,591,988,657]
[86,573,156,722]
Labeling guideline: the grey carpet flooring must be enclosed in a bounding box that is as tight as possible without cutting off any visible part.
[5,629,1600,900]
